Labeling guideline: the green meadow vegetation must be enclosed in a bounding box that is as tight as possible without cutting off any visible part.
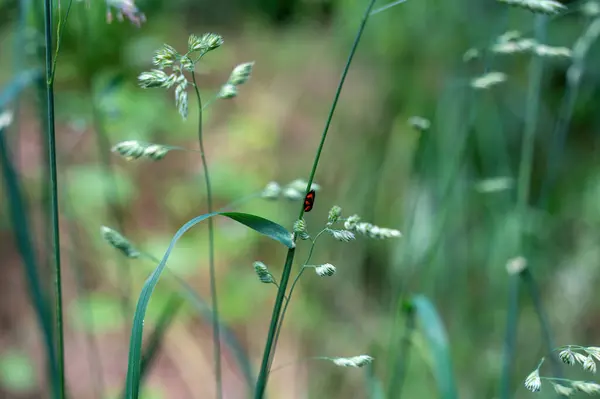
[1,0,600,398]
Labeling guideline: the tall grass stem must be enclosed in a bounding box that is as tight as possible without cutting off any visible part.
[191,71,222,399]
[43,0,65,396]
[254,0,377,396]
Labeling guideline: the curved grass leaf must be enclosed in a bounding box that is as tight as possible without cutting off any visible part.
[125,212,292,399]
[412,295,457,399]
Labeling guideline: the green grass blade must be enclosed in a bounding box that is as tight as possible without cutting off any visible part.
[0,125,59,398]
[412,295,457,399]
[125,212,292,398]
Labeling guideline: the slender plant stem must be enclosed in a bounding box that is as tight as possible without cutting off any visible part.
[539,18,600,207]
[499,274,520,399]
[43,0,65,397]
[267,229,326,371]
[513,14,565,398]
[254,1,377,397]
[49,0,73,85]
[191,71,222,399]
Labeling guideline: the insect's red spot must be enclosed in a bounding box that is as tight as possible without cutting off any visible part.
[304,189,316,212]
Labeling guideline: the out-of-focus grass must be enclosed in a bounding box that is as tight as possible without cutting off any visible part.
[1,0,600,398]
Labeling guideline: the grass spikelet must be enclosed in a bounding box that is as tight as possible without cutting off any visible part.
[471,72,507,89]
[332,355,374,368]
[497,0,566,14]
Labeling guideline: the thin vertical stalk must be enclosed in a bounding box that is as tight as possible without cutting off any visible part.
[0,122,59,399]
[43,0,66,397]
[191,71,221,399]
[499,274,520,399]
[512,14,565,398]
[254,0,377,397]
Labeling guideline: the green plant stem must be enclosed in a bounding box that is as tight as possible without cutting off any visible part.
[267,229,327,372]
[522,269,563,383]
[500,274,520,399]
[49,0,73,85]
[43,0,65,397]
[191,71,222,399]
[513,14,565,398]
[254,1,376,397]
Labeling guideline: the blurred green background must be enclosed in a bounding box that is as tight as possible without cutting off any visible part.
[1,0,600,398]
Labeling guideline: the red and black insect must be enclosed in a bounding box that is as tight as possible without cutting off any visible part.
[303,189,316,212]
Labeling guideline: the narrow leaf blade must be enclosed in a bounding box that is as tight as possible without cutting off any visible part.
[412,295,458,399]
[125,212,291,398]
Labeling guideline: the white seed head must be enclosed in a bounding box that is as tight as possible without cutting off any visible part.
[293,219,310,240]
[112,140,170,161]
[188,33,224,53]
[524,368,542,392]
[188,33,223,53]
[138,69,170,88]
[328,205,342,224]
[573,381,600,394]
[327,229,355,242]
[344,214,361,231]
[180,55,195,72]
[332,355,373,368]
[287,179,321,193]
[228,62,254,86]
[315,264,336,277]
[282,187,303,201]
[408,116,431,131]
[0,110,14,130]
[462,48,480,62]
[497,0,567,14]
[574,352,590,366]
[218,83,238,99]
[491,38,537,54]
[584,356,597,373]
[143,144,169,160]
[261,181,281,200]
[152,44,178,69]
[471,72,507,89]
[559,349,576,365]
[101,226,140,258]
[586,347,600,362]
[497,30,523,42]
[253,261,275,284]
[552,383,574,396]
[534,44,572,58]
[506,256,527,275]
[175,81,189,120]
[582,1,600,17]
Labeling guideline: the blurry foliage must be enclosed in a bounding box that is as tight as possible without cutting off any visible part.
[0,350,36,394]
[3,0,600,398]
